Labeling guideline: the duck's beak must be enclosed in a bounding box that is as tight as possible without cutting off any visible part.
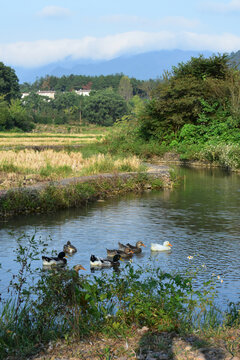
[65,255,68,258]
[80,265,86,270]
[142,243,146,247]
[169,243,173,247]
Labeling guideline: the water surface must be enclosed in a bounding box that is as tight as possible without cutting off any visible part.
[0,166,240,308]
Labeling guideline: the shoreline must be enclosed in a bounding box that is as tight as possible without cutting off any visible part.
[0,165,173,219]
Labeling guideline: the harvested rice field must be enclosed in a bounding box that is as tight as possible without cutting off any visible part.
[0,133,104,147]
[0,148,143,190]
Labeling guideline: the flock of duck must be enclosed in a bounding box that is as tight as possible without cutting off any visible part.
[41,240,173,271]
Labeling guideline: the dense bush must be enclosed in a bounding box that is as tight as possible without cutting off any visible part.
[82,89,128,126]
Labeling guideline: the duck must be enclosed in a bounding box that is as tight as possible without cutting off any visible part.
[90,254,122,268]
[106,247,134,258]
[63,241,77,254]
[118,241,146,254]
[42,251,68,266]
[73,264,86,272]
[150,241,173,252]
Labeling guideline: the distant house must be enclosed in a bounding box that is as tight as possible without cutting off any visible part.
[74,89,91,96]
[21,89,90,99]
[37,90,56,99]
[21,92,30,98]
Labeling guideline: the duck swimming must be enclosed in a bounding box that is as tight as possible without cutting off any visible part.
[42,251,68,266]
[90,254,122,268]
[118,241,146,254]
[150,241,173,252]
[106,247,134,258]
[63,241,77,254]
[73,264,86,272]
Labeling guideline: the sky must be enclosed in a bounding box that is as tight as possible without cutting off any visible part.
[1,0,240,68]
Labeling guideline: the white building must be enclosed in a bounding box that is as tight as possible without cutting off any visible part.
[37,90,56,99]
[21,89,91,99]
[74,89,91,96]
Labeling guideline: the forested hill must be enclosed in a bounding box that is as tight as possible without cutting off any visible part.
[15,49,213,84]
[19,74,152,98]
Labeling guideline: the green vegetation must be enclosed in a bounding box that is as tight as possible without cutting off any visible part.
[82,89,128,126]
[19,73,149,95]
[0,234,239,359]
[0,62,20,103]
[0,172,168,218]
[104,54,240,170]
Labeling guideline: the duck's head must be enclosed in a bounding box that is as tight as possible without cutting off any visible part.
[113,254,122,262]
[90,255,98,262]
[164,241,172,247]
[73,264,86,272]
[136,241,146,248]
[58,251,67,258]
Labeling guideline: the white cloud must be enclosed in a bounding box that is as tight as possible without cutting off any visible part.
[0,31,240,67]
[37,6,72,18]
[201,0,240,13]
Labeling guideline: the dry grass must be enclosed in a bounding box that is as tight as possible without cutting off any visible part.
[0,149,142,189]
[0,133,102,147]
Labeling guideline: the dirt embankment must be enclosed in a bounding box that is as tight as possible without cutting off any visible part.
[0,165,172,198]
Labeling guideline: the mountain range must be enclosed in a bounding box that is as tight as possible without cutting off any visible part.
[14,49,215,84]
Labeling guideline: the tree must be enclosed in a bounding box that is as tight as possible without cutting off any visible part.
[139,54,232,141]
[172,53,229,80]
[0,62,20,102]
[118,76,133,101]
[9,99,34,131]
[0,97,12,130]
[53,92,81,111]
[83,89,128,126]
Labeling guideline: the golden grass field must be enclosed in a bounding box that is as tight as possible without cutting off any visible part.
[0,127,143,190]
[0,133,104,147]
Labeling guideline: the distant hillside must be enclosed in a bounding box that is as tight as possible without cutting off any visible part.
[14,49,214,83]
[229,50,240,67]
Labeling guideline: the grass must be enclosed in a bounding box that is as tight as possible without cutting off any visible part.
[0,172,169,218]
[0,149,144,189]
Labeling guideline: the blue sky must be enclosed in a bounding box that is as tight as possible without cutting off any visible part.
[1,0,240,67]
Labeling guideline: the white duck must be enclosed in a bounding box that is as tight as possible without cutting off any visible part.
[151,241,173,252]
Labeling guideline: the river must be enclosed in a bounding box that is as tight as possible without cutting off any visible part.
[0,166,239,309]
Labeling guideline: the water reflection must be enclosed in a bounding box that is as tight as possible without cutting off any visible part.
[0,167,240,308]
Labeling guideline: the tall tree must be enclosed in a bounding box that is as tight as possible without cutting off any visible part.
[118,76,133,101]
[0,62,20,102]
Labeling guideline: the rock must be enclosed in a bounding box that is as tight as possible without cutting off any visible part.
[137,326,149,335]
[195,355,206,360]
[145,352,169,360]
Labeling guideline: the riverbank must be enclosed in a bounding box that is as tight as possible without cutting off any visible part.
[31,326,240,360]
[0,165,173,218]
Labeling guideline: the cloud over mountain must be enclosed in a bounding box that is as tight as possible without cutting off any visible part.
[1,31,240,68]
